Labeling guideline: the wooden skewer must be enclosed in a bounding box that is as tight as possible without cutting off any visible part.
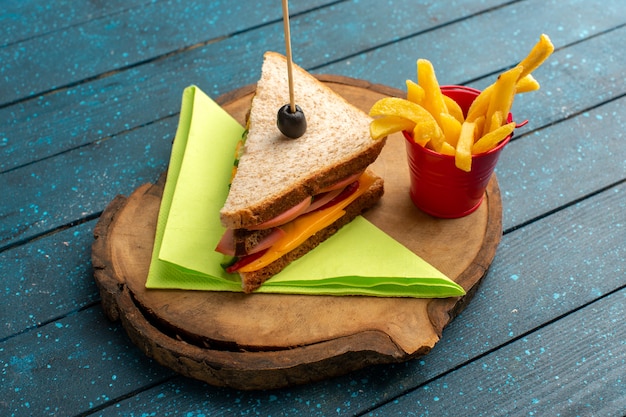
[276,0,306,139]
[281,0,296,113]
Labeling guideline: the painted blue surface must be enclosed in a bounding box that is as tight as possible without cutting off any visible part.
[1,0,624,415]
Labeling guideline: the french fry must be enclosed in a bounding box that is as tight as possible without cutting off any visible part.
[466,33,552,122]
[370,115,415,140]
[406,79,425,104]
[442,94,465,123]
[369,97,439,126]
[483,65,523,134]
[515,74,540,93]
[417,59,448,127]
[466,84,493,122]
[369,97,444,149]
[413,119,445,148]
[473,115,486,142]
[455,121,476,172]
[439,113,462,147]
[517,34,554,79]
[487,111,504,134]
[440,142,457,156]
[472,122,516,154]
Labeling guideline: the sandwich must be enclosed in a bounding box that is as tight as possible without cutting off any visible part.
[216,51,387,293]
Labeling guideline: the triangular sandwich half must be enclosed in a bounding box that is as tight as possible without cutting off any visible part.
[216,51,387,292]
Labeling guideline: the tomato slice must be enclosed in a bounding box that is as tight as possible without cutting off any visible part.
[226,249,269,273]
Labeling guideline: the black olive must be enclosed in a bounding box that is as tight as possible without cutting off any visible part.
[277,104,307,139]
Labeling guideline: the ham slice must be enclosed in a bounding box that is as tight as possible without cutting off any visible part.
[312,181,359,213]
[215,228,236,256]
[318,171,363,193]
[216,227,286,256]
[247,227,286,254]
[302,188,343,214]
[246,197,312,230]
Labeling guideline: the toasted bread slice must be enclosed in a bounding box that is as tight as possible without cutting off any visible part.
[219,51,386,230]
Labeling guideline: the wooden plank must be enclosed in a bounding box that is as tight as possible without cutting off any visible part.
[0,306,174,416]
[0,0,348,107]
[321,0,626,91]
[0,220,98,341]
[424,181,626,372]
[0,0,509,173]
[1,0,153,47]
[476,25,626,134]
[0,116,176,248]
[498,93,626,230]
[44,175,626,415]
[2,1,624,175]
[0,0,334,48]
[368,289,626,416]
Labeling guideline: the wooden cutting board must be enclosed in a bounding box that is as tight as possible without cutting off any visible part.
[92,75,502,390]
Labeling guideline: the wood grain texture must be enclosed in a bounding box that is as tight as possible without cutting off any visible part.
[498,93,626,229]
[1,0,152,47]
[371,289,626,416]
[1,306,174,416]
[92,77,503,389]
[0,0,335,106]
[0,118,175,248]
[0,220,98,340]
[322,0,626,90]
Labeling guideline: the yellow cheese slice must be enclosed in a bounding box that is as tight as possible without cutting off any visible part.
[238,172,377,272]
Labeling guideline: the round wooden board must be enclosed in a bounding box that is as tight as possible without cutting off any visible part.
[92,75,503,390]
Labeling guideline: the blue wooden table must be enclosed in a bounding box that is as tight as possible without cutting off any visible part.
[2,0,625,415]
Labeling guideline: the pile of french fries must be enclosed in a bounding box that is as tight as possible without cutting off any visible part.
[369,34,554,172]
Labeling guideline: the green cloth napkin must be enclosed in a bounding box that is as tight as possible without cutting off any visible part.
[145,85,465,298]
